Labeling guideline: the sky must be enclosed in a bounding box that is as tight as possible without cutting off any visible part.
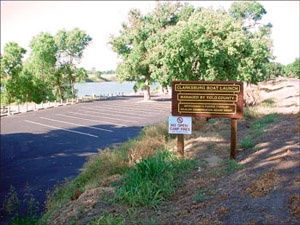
[1,1,299,71]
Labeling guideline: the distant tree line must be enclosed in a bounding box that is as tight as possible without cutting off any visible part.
[94,70,116,75]
[109,1,299,100]
[86,68,116,75]
[83,70,117,82]
[0,28,92,105]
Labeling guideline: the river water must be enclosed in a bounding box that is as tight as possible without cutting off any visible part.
[74,81,158,97]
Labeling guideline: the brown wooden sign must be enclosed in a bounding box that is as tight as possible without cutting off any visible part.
[172,81,243,119]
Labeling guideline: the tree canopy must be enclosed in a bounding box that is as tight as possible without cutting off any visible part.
[1,42,26,81]
[55,28,92,98]
[110,1,274,99]
[110,2,185,100]
[0,42,27,103]
[0,28,92,104]
[229,1,267,29]
[285,58,300,78]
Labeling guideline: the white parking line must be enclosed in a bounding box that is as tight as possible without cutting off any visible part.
[68,111,136,123]
[40,117,113,132]
[56,114,127,127]
[94,104,170,114]
[25,120,99,138]
[77,108,146,120]
[80,107,150,119]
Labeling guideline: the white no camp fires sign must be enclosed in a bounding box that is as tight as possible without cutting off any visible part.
[168,116,192,134]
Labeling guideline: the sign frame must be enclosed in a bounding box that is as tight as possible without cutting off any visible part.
[171,80,244,159]
[172,81,244,119]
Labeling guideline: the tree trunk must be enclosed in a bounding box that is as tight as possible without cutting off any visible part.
[143,75,151,101]
[71,80,75,99]
[58,86,63,100]
[143,85,151,101]
[161,85,169,94]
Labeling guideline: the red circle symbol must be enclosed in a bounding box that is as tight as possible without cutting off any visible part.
[177,117,183,123]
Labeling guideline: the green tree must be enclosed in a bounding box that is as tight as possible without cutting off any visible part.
[17,68,43,103]
[156,3,272,85]
[1,28,92,104]
[55,28,92,98]
[110,2,182,100]
[285,58,300,78]
[28,32,58,82]
[110,8,152,100]
[229,1,273,83]
[0,42,26,104]
[159,8,251,83]
[26,32,58,101]
[229,1,267,29]
[0,42,26,79]
[145,2,192,90]
[53,64,68,100]
[265,62,286,79]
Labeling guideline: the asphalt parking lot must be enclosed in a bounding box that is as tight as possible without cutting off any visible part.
[0,94,171,220]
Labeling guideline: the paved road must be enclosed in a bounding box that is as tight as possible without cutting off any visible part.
[0,95,171,221]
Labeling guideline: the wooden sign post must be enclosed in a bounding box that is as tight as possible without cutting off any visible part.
[168,116,192,158]
[230,118,238,159]
[171,81,243,159]
[177,134,185,158]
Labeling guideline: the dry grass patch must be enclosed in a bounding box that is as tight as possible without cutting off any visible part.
[128,123,172,164]
[245,169,279,198]
[288,193,300,218]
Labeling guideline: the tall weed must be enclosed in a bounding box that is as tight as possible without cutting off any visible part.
[114,150,196,207]
[2,185,40,225]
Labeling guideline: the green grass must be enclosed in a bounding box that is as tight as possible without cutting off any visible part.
[255,113,277,124]
[261,98,276,107]
[87,212,125,225]
[114,149,196,207]
[39,123,192,223]
[243,107,260,120]
[240,113,278,150]
[193,189,206,202]
[240,135,256,149]
[223,159,245,173]
[43,124,172,214]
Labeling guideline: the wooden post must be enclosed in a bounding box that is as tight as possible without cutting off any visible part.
[177,134,184,158]
[230,118,238,159]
